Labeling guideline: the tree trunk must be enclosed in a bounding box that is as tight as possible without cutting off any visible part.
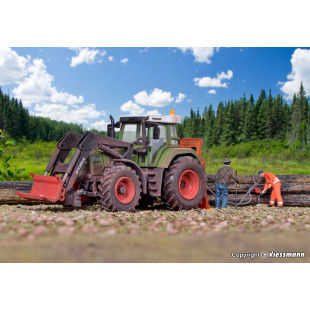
[0,181,38,205]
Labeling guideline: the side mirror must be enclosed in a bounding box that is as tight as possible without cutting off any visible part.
[153,126,160,140]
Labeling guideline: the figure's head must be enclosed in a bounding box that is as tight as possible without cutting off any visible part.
[258,170,264,177]
[224,158,231,166]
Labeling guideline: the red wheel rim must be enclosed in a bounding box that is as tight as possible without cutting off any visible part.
[115,177,135,204]
[178,169,200,200]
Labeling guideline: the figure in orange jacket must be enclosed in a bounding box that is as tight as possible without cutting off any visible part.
[258,170,283,207]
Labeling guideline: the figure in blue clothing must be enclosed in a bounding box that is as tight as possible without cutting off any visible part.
[215,158,239,209]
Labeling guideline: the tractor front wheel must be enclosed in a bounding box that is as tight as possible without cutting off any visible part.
[162,156,206,211]
[99,165,142,211]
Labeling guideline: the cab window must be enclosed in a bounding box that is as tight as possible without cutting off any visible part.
[170,125,178,145]
[150,125,167,156]
[121,124,142,143]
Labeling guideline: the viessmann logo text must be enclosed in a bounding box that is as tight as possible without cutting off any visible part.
[231,251,305,259]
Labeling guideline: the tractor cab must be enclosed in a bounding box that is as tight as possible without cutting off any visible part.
[107,110,182,165]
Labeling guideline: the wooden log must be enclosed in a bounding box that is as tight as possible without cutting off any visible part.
[207,174,310,184]
[207,183,310,194]
[0,181,40,205]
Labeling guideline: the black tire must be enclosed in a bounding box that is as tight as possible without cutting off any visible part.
[99,165,142,211]
[162,156,206,211]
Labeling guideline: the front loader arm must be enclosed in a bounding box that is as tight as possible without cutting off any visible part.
[16,131,133,204]
[63,132,133,193]
[45,131,84,176]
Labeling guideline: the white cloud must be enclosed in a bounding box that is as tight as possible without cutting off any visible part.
[139,48,149,53]
[134,88,174,107]
[108,56,114,62]
[70,48,106,67]
[0,47,29,84]
[120,88,184,115]
[0,47,106,126]
[280,48,310,99]
[120,100,146,115]
[175,92,186,103]
[194,70,233,88]
[120,100,160,116]
[146,110,159,115]
[33,103,103,124]
[13,58,84,107]
[217,70,233,80]
[178,47,219,64]
[120,57,129,65]
[208,89,216,94]
[90,119,109,131]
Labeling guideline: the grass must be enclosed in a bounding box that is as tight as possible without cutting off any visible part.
[5,141,56,180]
[203,139,310,175]
[205,156,310,175]
[3,139,310,181]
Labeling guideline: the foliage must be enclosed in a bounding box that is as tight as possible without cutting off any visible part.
[5,140,57,180]
[177,83,309,154]
[1,85,310,180]
[0,87,89,141]
[0,129,25,180]
[202,140,310,175]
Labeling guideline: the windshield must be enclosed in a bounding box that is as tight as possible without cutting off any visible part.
[121,124,142,143]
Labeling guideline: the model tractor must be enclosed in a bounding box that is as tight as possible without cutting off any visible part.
[17,110,207,211]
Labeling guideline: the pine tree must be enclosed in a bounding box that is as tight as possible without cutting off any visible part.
[242,95,256,142]
[264,89,274,139]
[205,105,215,147]
[235,94,247,143]
[297,83,308,147]
[212,102,224,145]
[0,88,4,130]
[289,93,300,144]
[221,102,235,145]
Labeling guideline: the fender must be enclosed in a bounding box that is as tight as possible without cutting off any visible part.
[154,146,201,168]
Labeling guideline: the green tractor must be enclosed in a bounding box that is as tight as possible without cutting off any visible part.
[17,111,207,211]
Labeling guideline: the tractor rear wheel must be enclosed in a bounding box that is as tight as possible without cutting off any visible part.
[99,165,142,211]
[162,156,206,211]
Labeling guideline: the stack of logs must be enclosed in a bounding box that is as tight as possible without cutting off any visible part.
[207,174,310,207]
[0,175,310,207]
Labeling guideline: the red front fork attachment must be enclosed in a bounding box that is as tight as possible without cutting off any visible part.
[16,173,65,203]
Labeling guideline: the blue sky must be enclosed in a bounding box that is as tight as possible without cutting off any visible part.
[0,47,309,130]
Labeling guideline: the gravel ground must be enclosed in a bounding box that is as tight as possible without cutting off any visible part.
[0,203,310,262]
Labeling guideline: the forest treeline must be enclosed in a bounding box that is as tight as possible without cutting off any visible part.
[0,87,85,141]
[1,84,310,150]
[177,83,310,150]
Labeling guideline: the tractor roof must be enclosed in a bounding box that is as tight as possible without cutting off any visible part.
[119,116,149,123]
[119,113,182,125]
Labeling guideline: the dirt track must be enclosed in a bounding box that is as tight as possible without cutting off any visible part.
[0,203,310,262]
